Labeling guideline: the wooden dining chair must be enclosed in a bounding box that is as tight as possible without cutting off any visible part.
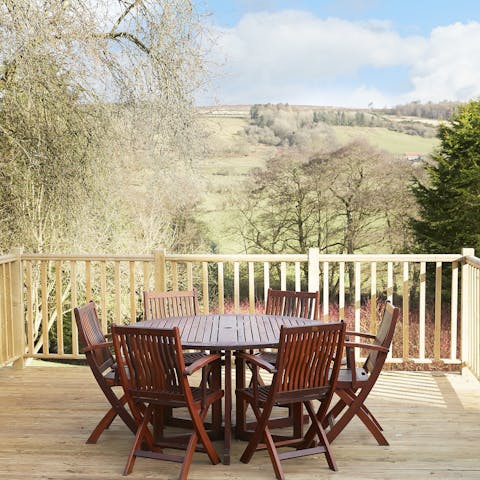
[265,288,320,319]
[74,301,137,443]
[240,289,321,435]
[144,288,200,318]
[143,289,207,365]
[143,289,219,431]
[236,322,346,480]
[256,288,321,364]
[111,324,224,479]
[323,302,400,446]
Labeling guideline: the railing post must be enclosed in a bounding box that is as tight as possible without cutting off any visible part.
[154,248,167,292]
[308,248,320,293]
[461,247,475,368]
[11,247,25,369]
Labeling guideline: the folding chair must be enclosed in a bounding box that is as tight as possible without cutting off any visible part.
[237,289,321,437]
[143,289,220,431]
[236,322,346,480]
[143,289,207,364]
[266,288,320,318]
[324,302,400,445]
[74,301,136,443]
[111,324,224,479]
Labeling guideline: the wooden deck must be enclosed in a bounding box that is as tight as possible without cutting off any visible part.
[1,363,480,480]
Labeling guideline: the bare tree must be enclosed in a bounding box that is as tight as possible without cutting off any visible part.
[234,151,340,255]
[0,0,212,254]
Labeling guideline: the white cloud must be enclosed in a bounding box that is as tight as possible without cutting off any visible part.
[407,22,480,103]
[203,10,480,107]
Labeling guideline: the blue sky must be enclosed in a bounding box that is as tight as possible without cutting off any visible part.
[198,0,480,107]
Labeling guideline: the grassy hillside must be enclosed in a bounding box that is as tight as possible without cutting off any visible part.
[197,107,439,253]
[332,125,438,155]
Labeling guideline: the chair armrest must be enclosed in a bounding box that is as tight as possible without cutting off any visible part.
[83,341,113,353]
[235,351,277,373]
[184,353,222,376]
[346,330,376,340]
[345,341,389,353]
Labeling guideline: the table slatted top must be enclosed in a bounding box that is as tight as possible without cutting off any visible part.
[131,314,319,350]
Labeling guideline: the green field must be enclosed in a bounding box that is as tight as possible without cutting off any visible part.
[198,109,439,253]
[332,125,439,155]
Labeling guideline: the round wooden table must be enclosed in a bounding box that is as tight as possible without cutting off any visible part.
[133,313,319,464]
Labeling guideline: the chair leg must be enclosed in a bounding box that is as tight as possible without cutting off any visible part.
[124,404,154,475]
[86,406,118,444]
[263,425,285,480]
[87,393,136,444]
[304,401,337,471]
[179,430,198,480]
[291,403,304,438]
[239,402,266,464]
[189,404,221,465]
[326,389,388,445]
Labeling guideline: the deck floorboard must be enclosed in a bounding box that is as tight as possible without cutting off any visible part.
[1,364,480,479]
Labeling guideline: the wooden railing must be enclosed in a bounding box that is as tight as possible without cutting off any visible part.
[0,250,24,368]
[461,252,480,378]
[1,248,479,376]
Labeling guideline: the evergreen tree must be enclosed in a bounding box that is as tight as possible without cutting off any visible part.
[410,99,480,253]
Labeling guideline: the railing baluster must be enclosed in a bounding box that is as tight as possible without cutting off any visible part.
[100,261,107,332]
[25,261,33,358]
[450,261,458,361]
[114,261,121,324]
[403,261,410,360]
[143,261,150,293]
[387,262,393,303]
[280,261,287,290]
[71,260,78,356]
[85,261,91,301]
[56,261,63,355]
[295,262,301,292]
[234,262,240,312]
[419,261,426,361]
[264,262,270,304]
[248,262,255,314]
[5,263,12,359]
[434,262,442,361]
[339,261,345,321]
[0,264,7,363]
[323,261,329,321]
[370,262,377,334]
[355,262,361,332]
[129,261,136,323]
[41,261,49,355]
[218,262,224,314]
[202,261,209,314]
[171,261,178,290]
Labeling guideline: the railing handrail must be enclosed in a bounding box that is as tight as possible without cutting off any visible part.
[465,255,480,268]
[21,252,463,262]
[0,254,17,265]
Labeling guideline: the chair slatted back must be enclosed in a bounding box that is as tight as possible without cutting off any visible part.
[75,301,113,373]
[273,323,345,402]
[143,289,200,320]
[112,325,186,402]
[265,288,320,320]
[364,302,398,374]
